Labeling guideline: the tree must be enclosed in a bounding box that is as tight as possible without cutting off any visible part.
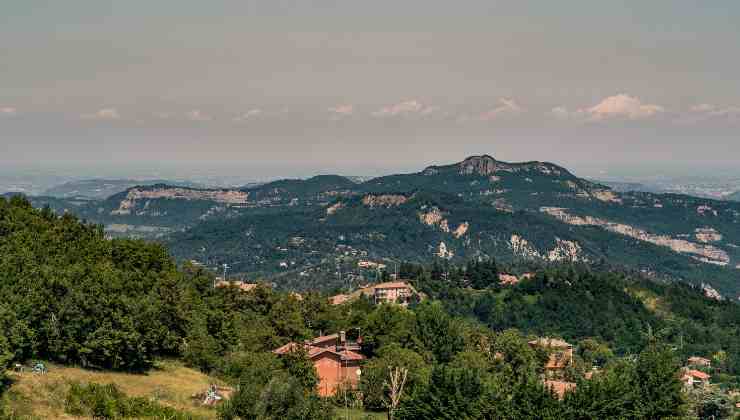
[396,365,489,420]
[712,350,728,373]
[414,301,465,363]
[689,386,733,420]
[252,373,333,420]
[360,344,430,411]
[632,343,688,419]
[576,338,614,368]
[361,305,417,355]
[386,366,408,420]
[281,346,319,391]
[218,353,285,420]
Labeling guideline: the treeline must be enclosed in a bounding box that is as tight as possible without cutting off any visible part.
[402,260,740,383]
[0,196,734,418]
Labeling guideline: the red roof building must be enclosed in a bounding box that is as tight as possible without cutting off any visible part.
[681,368,710,389]
[273,331,365,397]
[528,338,573,376]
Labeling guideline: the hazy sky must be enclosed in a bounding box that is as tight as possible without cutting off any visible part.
[1,1,739,178]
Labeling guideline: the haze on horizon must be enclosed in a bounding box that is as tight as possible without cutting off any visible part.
[1,1,739,179]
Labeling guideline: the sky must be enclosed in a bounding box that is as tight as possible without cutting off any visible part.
[1,1,739,179]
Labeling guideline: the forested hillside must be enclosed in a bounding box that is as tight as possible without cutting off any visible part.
[403,261,740,382]
[2,195,739,418]
[14,155,740,296]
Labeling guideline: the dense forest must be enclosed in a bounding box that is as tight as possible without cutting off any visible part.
[1,196,738,419]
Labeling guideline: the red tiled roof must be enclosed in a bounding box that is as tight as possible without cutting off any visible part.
[498,273,519,286]
[340,350,366,361]
[329,294,350,305]
[215,280,258,292]
[373,281,411,289]
[528,337,572,348]
[311,334,339,345]
[684,369,710,380]
[273,342,303,355]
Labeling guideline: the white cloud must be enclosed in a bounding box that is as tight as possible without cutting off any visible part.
[186,109,212,122]
[550,106,570,120]
[0,107,17,116]
[584,94,663,120]
[81,108,120,120]
[551,94,664,121]
[328,104,354,120]
[478,98,525,120]
[372,100,437,117]
[677,103,740,124]
[328,104,354,116]
[233,109,263,122]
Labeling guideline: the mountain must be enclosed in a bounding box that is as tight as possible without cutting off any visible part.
[43,178,205,199]
[162,155,740,295]
[9,155,739,294]
[595,180,661,194]
[728,191,740,202]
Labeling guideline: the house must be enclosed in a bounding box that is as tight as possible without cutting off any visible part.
[681,369,710,389]
[543,380,576,399]
[357,260,387,270]
[273,331,365,397]
[528,338,573,377]
[215,280,258,293]
[330,281,421,306]
[365,281,418,305]
[687,356,711,367]
[498,273,519,286]
[329,294,350,306]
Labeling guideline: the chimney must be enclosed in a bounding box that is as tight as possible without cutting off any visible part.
[340,330,346,347]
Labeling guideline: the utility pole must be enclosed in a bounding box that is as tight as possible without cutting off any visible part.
[216,263,229,288]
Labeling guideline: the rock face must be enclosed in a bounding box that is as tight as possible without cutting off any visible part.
[702,283,723,301]
[419,207,469,238]
[436,241,454,259]
[326,202,344,215]
[508,234,585,262]
[111,187,248,215]
[459,155,498,176]
[419,207,448,230]
[541,207,730,266]
[695,227,722,243]
[591,190,622,204]
[453,222,469,238]
[361,194,408,208]
[548,239,585,262]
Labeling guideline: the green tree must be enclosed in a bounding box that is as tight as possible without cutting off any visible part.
[253,373,333,420]
[360,344,430,411]
[414,301,465,363]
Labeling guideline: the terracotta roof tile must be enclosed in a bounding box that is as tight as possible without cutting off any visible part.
[684,369,710,380]
[528,337,572,348]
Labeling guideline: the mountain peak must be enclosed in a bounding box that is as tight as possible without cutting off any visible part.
[458,154,499,176]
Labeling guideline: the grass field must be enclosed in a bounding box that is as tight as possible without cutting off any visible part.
[2,359,221,419]
[333,408,387,420]
[3,360,390,419]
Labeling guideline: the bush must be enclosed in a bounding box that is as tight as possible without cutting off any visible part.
[65,382,196,419]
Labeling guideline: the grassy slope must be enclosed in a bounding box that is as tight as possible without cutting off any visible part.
[2,360,221,419]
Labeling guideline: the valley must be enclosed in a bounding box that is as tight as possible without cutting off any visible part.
[12,155,740,297]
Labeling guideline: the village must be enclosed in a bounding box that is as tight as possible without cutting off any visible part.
[209,263,730,408]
